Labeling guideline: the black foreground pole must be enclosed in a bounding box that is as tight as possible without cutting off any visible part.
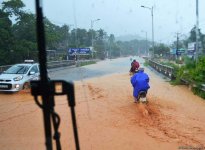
[33,0,80,150]
[67,83,80,150]
[35,0,53,149]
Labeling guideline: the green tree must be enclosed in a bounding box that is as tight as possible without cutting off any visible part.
[12,12,37,61]
[44,18,61,49]
[116,39,151,57]
[44,19,70,50]
[188,26,203,42]
[69,29,77,48]
[69,28,92,48]
[107,34,121,58]
[185,26,205,52]
[94,29,106,59]
[76,28,88,47]
[58,24,69,49]
[0,9,13,65]
[1,0,38,63]
[2,0,25,20]
[150,43,170,57]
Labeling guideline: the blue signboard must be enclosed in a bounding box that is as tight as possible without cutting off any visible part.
[68,48,91,55]
[68,48,78,55]
[187,50,195,55]
[176,48,185,56]
[176,50,181,56]
[176,49,181,56]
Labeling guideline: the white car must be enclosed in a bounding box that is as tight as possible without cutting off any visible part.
[0,61,40,92]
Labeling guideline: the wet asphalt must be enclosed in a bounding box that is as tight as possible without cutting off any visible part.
[49,56,145,81]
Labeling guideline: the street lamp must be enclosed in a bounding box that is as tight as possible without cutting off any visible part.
[66,24,74,60]
[68,24,78,48]
[195,0,199,61]
[141,5,154,58]
[91,19,100,58]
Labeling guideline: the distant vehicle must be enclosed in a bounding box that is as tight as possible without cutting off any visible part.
[0,60,40,92]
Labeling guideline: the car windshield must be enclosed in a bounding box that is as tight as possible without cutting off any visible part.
[1,0,205,150]
[4,65,31,74]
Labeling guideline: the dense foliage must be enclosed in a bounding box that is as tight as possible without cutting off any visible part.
[150,43,170,57]
[171,56,205,98]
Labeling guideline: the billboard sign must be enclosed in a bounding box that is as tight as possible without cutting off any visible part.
[176,48,185,56]
[188,42,196,52]
[68,48,91,55]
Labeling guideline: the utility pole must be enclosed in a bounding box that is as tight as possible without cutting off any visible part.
[75,28,78,61]
[91,19,100,59]
[141,6,154,58]
[145,32,148,56]
[91,20,94,50]
[195,0,199,61]
[151,6,154,58]
[176,33,179,59]
[67,24,74,60]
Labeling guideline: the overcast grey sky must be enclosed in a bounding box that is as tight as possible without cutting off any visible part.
[15,0,205,43]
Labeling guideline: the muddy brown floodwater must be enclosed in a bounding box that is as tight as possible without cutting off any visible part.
[0,67,205,150]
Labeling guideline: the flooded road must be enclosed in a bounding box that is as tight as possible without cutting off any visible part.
[0,57,205,150]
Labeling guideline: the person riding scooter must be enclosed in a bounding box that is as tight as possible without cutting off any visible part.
[129,59,139,75]
[130,67,150,103]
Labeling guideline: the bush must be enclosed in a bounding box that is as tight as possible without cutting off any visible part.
[154,56,205,99]
[192,87,205,99]
[175,56,205,99]
[192,57,205,84]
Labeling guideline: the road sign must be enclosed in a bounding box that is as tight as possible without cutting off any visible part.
[68,48,91,55]
[188,42,196,51]
[176,48,185,56]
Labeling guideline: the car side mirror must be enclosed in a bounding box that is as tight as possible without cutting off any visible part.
[29,71,35,75]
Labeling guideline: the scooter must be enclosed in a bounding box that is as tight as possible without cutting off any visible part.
[137,91,148,103]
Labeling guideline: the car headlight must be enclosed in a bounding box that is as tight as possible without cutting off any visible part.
[13,76,23,81]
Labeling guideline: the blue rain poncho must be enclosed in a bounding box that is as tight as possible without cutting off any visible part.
[130,70,150,97]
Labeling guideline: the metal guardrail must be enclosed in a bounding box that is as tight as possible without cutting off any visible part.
[202,84,205,91]
[0,60,97,74]
[47,60,75,69]
[75,60,97,67]
[148,60,175,79]
[147,59,205,92]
